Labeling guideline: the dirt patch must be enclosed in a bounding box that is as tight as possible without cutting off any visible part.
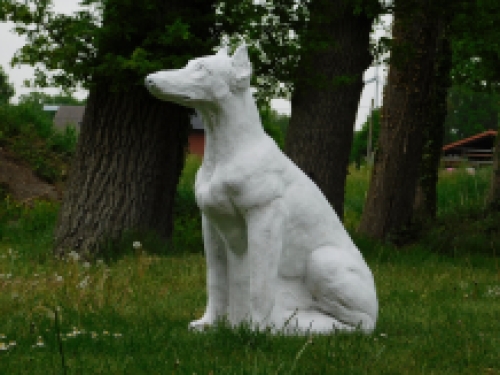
[0,147,62,205]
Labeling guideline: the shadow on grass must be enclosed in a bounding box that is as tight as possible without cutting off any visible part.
[417,207,500,258]
[97,228,183,265]
[350,206,499,272]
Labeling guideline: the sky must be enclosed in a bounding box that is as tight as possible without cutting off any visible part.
[0,1,392,130]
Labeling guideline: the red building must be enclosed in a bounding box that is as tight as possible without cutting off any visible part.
[188,111,205,157]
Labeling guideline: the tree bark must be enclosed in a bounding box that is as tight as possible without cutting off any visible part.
[52,0,216,259]
[357,2,443,240]
[487,128,500,210]
[413,27,452,221]
[285,0,376,220]
[54,86,189,258]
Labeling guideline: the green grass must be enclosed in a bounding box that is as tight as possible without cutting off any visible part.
[344,165,493,231]
[0,159,499,373]
[172,154,203,254]
[344,165,372,231]
[437,167,492,216]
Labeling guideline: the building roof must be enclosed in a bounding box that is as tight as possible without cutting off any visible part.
[442,129,497,152]
[53,106,85,131]
[43,105,60,112]
[190,111,205,130]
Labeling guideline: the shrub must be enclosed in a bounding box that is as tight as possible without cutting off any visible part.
[0,103,53,140]
[47,125,79,157]
[0,197,59,245]
[0,103,78,183]
[259,105,289,149]
[173,154,203,253]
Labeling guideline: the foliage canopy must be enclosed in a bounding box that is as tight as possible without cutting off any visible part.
[450,0,500,92]
[0,66,15,104]
[444,86,499,144]
[0,0,218,91]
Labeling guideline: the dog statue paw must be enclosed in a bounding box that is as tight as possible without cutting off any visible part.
[188,316,214,332]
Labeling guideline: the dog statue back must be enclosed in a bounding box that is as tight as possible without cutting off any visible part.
[146,45,378,334]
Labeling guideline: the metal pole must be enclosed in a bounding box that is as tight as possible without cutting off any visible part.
[367,98,374,166]
[363,60,381,166]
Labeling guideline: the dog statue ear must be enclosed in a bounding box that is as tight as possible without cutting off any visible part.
[216,46,229,57]
[231,44,252,91]
[232,44,250,66]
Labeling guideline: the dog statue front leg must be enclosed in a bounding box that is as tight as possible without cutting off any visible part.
[189,214,228,330]
[245,198,284,329]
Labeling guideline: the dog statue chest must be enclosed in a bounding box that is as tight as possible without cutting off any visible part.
[194,167,237,216]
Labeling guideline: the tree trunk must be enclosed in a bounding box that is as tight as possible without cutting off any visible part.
[54,86,189,258]
[285,0,375,220]
[357,2,443,240]
[413,28,452,221]
[50,0,216,259]
[487,128,500,210]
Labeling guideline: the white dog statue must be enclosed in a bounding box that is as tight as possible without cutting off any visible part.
[145,45,378,334]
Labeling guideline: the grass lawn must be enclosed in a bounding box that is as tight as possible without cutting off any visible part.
[0,163,499,374]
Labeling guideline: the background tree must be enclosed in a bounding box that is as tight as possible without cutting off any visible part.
[0,66,15,104]
[448,0,500,210]
[413,29,452,222]
[1,0,217,258]
[219,0,382,219]
[444,86,499,144]
[284,0,380,219]
[488,132,500,209]
[215,0,307,104]
[358,0,451,240]
[450,0,500,93]
[358,0,500,240]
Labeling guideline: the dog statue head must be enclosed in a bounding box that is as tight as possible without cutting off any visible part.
[145,45,252,108]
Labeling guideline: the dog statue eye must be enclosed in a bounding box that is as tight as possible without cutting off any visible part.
[195,64,204,71]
